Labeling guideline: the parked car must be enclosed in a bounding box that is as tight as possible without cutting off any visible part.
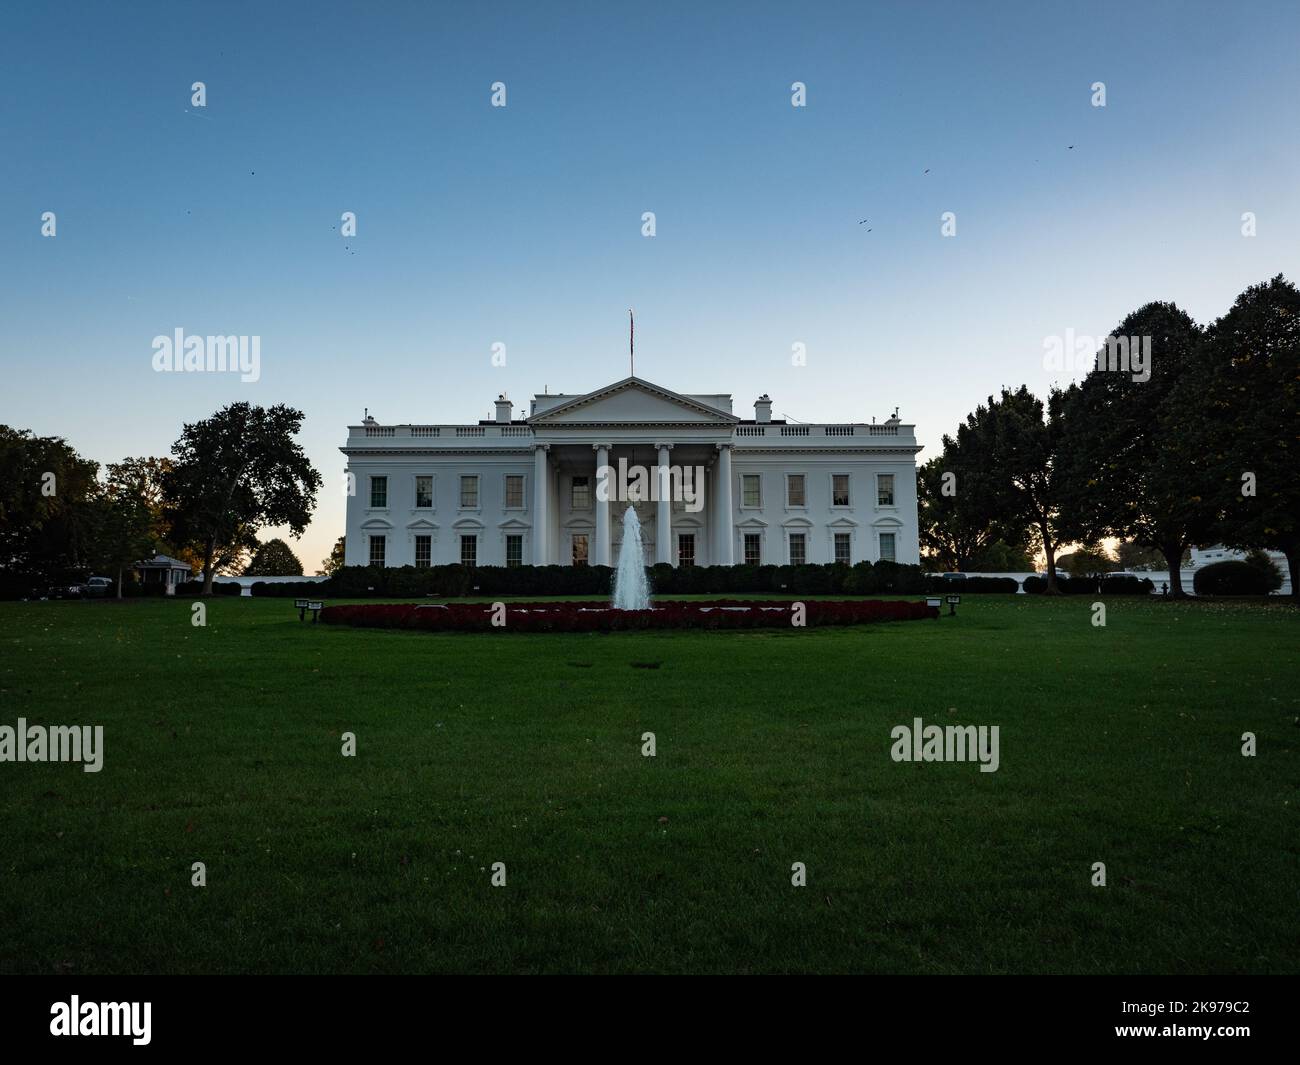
[81,577,113,597]
[51,576,113,599]
[941,572,968,581]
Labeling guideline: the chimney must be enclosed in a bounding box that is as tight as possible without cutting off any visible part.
[494,394,513,424]
[754,394,772,423]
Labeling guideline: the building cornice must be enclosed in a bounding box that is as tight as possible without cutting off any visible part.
[341,447,537,458]
[731,446,924,456]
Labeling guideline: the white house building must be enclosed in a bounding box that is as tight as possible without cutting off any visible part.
[340,377,921,569]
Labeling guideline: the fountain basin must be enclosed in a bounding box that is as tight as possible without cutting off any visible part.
[322,599,938,633]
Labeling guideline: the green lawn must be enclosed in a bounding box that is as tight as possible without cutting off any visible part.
[0,594,1295,974]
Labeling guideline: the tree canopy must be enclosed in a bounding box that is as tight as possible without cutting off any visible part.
[163,403,321,594]
[245,538,305,577]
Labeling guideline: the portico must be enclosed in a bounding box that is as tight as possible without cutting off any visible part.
[528,438,730,567]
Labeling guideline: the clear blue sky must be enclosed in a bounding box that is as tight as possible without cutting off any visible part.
[3,0,1297,570]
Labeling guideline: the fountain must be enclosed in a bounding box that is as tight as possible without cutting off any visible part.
[611,505,652,610]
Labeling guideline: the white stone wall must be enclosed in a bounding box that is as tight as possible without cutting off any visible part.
[344,456,535,568]
[345,451,919,568]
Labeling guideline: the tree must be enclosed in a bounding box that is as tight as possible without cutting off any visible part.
[0,425,100,590]
[1176,276,1300,597]
[1056,545,1116,578]
[1243,549,1284,593]
[87,475,158,598]
[969,538,1034,572]
[1055,302,1208,595]
[917,451,1021,572]
[163,404,321,595]
[244,538,304,577]
[952,387,1070,592]
[1115,540,1187,571]
[105,457,174,546]
[320,535,346,576]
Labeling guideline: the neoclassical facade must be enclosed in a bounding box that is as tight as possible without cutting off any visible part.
[341,377,921,569]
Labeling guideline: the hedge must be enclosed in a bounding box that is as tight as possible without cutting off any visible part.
[1193,561,1274,596]
[321,598,937,633]
[923,575,1020,594]
[1022,574,1153,595]
[249,581,332,598]
[175,580,243,596]
[279,560,929,599]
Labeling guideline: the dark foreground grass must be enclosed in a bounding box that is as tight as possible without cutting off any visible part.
[0,594,1295,974]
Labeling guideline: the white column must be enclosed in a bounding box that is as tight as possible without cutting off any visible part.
[532,444,550,565]
[655,443,673,565]
[716,444,734,565]
[593,443,611,567]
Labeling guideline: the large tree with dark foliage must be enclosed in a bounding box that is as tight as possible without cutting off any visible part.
[86,473,158,598]
[918,452,1025,572]
[164,404,321,595]
[1175,275,1300,596]
[244,537,304,577]
[1055,302,1208,595]
[953,386,1071,593]
[0,425,100,594]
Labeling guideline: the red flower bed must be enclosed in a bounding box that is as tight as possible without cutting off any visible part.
[320,599,936,633]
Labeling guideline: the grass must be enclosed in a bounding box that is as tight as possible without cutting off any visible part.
[0,593,1295,974]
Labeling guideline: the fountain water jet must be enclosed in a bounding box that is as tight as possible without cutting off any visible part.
[611,506,652,610]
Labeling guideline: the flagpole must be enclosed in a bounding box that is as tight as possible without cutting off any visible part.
[629,308,634,378]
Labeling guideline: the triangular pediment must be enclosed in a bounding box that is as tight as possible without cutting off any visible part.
[529,377,737,425]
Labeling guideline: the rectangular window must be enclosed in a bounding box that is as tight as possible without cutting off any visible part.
[414,535,431,568]
[415,476,433,509]
[879,532,896,562]
[571,476,591,510]
[460,535,477,567]
[744,533,761,566]
[678,534,695,567]
[505,475,524,509]
[506,534,523,568]
[832,474,850,507]
[877,474,895,507]
[786,474,805,507]
[741,474,761,508]
[789,533,806,566]
[572,534,589,566]
[369,535,386,567]
[369,476,387,509]
[460,476,479,509]
[834,532,851,564]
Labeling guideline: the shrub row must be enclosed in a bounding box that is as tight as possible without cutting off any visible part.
[300,560,929,599]
[174,580,242,596]
[247,581,332,598]
[922,575,1021,594]
[321,598,937,633]
[1022,574,1155,595]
